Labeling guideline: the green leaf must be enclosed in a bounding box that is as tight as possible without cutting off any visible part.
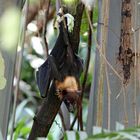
[20,127,31,137]
[47,133,54,140]
[93,6,98,23]
[89,132,118,139]
[14,118,26,140]
[64,133,68,140]
[75,131,80,140]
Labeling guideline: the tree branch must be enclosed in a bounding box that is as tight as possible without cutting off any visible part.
[28,83,62,139]
[70,2,84,52]
[79,9,93,131]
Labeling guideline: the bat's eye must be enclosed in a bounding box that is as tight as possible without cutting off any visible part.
[56,89,62,94]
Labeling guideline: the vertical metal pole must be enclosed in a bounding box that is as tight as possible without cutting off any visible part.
[86,0,103,135]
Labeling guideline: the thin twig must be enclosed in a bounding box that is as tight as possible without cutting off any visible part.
[105,64,111,130]
[115,86,123,99]
[69,112,78,130]
[77,99,83,130]
[132,27,137,126]
[10,1,29,140]
[79,10,93,131]
[43,0,51,57]
[99,21,140,43]
[56,0,61,13]
[81,10,93,99]
[59,109,66,130]
[96,55,104,126]
[98,22,120,40]
[54,119,64,134]
[85,9,123,82]
[115,83,129,126]
[122,85,128,127]
[132,0,137,127]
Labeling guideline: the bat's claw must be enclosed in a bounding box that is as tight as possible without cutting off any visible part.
[56,89,63,100]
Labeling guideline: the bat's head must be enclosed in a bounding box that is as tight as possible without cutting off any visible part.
[55,76,81,112]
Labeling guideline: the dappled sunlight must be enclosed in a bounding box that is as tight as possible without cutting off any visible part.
[0,7,20,50]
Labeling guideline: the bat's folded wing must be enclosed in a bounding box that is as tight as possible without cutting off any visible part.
[36,55,62,98]
[36,58,51,98]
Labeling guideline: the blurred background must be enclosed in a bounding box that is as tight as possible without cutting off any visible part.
[1,0,140,140]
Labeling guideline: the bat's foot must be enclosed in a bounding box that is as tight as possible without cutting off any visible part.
[56,89,63,100]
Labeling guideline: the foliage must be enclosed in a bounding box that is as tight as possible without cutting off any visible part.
[62,127,140,140]
[86,127,140,140]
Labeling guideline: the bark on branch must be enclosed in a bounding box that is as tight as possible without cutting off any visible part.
[28,83,62,139]
[70,2,84,53]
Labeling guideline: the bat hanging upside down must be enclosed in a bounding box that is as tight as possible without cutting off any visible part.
[36,8,83,112]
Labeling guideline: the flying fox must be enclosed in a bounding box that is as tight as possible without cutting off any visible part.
[36,8,83,112]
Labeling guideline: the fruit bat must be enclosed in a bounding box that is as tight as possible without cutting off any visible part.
[36,9,83,111]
